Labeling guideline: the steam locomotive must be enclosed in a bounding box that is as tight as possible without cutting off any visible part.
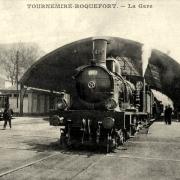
[50,38,152,152]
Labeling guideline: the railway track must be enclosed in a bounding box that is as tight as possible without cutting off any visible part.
[0,150,105,179]
[0,118,179,180]
[0,117,106,179]
[0,153,60,178]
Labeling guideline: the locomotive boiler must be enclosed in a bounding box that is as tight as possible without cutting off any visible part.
[50,38,146,152]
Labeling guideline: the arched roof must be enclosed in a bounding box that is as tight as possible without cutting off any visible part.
[20,37,180,109]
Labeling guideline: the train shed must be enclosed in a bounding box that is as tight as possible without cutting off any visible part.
[19,37,180,115]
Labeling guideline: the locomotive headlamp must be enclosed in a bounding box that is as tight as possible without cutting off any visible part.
[102,117,115,129]
[105,98,117,110]
[57,99,68,110]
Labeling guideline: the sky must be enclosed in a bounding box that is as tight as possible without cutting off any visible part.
[1,0,180,64]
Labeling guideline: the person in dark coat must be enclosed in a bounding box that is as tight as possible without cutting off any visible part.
[164,106,168,124]
[165,105,172,125]
[167,105,173,125]
[3,104,13,129]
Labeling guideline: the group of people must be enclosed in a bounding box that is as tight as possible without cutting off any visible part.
[2,104,13,130]
[152,102,173,124]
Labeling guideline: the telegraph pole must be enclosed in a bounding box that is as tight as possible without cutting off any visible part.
[143,78,146,112]
[16,50,19,108]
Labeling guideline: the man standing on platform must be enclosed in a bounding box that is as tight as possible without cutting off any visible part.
[165,105,173,125]
[3,104,13,129]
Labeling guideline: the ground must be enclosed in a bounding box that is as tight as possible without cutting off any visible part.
[0,117,179,180]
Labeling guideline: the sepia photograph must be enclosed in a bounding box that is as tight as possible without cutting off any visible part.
[0,0,180,179]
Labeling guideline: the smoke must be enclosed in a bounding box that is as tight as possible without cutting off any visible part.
[142,44,152,76]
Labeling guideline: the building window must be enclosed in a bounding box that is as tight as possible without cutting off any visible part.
[14,94,19,97]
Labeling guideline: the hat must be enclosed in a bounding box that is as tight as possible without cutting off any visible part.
[60,90,66,95]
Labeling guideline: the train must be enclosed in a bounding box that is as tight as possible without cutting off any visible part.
[49,38,158,152]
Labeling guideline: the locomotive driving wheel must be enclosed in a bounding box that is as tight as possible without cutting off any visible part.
[116,129,125,145]
[106,131,113,153]
[120,129,125,144]
[107,133,110,153]
[60,129,67,148]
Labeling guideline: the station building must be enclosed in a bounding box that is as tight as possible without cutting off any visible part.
[0,86,62,115]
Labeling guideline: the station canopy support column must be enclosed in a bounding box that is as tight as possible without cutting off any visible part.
[19,83,27,116]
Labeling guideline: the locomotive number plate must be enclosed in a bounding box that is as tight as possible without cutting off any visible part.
[88,70,98,75]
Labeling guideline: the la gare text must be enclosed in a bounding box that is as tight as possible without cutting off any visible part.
[128,4,153,8]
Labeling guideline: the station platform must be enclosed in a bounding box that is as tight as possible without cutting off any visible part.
[148,121,180,139]
[76,121,180,180]
[104,121,180,180]
[0,118,179,180]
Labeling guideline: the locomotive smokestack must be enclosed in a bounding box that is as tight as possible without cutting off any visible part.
[92,38,108,67]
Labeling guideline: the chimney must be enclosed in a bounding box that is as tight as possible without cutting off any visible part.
[92,38,108,67]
